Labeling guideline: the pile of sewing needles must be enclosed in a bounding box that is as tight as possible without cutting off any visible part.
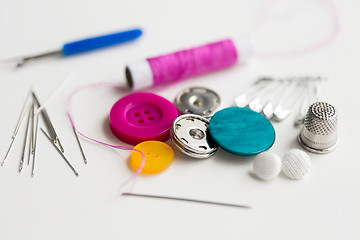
[2,90,83,177]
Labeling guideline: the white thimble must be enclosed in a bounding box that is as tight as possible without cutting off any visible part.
[253,152,282,180]
[282,149,311,180]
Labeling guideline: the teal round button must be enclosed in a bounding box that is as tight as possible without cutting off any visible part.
[209,107,275,155]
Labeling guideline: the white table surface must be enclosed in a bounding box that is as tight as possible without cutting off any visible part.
[0,0,359,239]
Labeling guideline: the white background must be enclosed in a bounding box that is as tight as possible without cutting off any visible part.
[0,0,359,239]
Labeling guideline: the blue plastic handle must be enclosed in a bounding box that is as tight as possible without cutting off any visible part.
[61,28,142,56]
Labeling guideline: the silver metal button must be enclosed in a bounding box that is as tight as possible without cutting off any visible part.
[174,87,221,117]
[170,114,218,159]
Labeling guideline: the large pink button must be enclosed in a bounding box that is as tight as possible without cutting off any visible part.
[110,92,178,145]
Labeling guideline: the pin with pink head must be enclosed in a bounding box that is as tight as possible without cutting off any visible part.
[125,37,254,90]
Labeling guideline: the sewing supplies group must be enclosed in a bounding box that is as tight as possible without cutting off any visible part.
[2,90,85,177]
[1,0,341,207]
[1,80,338,208]
[2,42,338,207]
[252,100,338,181]
[107,83,337,179]
[253,100,338,180]
[67,85,256,207]
[170,85,337,178]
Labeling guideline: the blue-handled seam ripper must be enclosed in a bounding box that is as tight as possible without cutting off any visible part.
[1,28,142,67]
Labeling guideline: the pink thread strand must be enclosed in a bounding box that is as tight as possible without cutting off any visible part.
[255,0,340,58]
[67,82,146,193]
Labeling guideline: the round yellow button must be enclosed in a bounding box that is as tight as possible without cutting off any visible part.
[131,141,174,174]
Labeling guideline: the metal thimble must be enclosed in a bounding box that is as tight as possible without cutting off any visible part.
[298,102,338,154]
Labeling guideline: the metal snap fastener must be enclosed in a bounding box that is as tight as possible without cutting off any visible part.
[170,114,218,159]
[174,87,221,117]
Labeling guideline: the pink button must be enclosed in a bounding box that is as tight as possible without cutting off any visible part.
[110,92,178,145]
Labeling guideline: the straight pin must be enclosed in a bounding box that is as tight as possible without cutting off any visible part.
[2,92,31,166]
[19,105,32,172]
[40,128,79,176]
[121,192,252,209]
[68,115,87,164]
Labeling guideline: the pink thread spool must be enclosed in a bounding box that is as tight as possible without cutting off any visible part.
[125,37,253,90]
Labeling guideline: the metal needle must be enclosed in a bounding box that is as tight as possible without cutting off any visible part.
[28,103,35,165]
[2,139,15,166]
[121,193,251,209]
[32,92,56,139]
[32,91,64,152]
[40,128,79,176]
[68,115,87,164]
[2,92,31,166]
[19,106,32,172]
[31,114,40,177]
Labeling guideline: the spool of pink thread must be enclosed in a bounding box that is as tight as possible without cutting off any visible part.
[125,37,253,90]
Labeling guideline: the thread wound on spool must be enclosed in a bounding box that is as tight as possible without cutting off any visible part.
[148,39,238,86]
[126,38,248,90]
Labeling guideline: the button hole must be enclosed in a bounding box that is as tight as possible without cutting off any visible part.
[138,119,144,124]
[144,110,150,114]
[148,117,154,121]
[134,113,140,117]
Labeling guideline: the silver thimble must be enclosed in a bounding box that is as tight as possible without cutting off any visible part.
[298,102,338,154]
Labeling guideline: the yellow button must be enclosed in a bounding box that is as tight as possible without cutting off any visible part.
[131,141,174,174]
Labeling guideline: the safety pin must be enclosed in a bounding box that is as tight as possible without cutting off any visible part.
[122,193,251,209]
[2,91,31,166]
[32,91,64,152]
[40,128,79,176]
